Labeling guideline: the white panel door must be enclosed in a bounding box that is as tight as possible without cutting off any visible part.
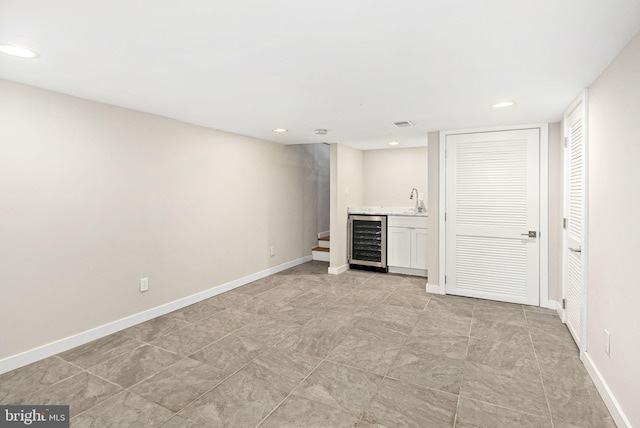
[564,96,586,348]
[445,129,540,305]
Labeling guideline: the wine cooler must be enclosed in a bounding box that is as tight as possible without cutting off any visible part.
[348,214,387,272]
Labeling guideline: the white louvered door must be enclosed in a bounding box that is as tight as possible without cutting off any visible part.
[445,129,540,305]
[564,97,586,348]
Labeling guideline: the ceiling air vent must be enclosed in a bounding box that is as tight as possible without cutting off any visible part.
[393,121,414,128]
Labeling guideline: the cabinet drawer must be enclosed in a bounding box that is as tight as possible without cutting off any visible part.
[388,216,428,229]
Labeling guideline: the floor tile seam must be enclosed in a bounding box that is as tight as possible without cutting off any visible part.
[121,320,197,343]
[467,333,537,349]
[320,358,388,382]
[469,317,530,328]
[527,318,567,328]
[116,354,197,393]
[471,303,526,320]
[175,343,282,420]
[62,340,147,371]
[68,388,130,421]
[528,335,580,356]
[528,325,575,339]
[54,330,146,368]
[461,358,542,380]
[390,310,426,341]
[322,354,391,379]
[246,290,310,306]
[372,332,411,380]
[253,357,326,428]
[84,351,184,393]
[2,364,88,406]
[456,394,555,422]
[381,373,461,400]
[176,325,249,358]
[452,392,461,427]
[83,342,183,380]
[529,330,557,428]
[39,356,90,388]
[348,354,396,426]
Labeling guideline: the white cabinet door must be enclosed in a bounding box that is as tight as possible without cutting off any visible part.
[411,228,429,270]
[388,226,411,268]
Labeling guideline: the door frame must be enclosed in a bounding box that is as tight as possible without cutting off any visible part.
[436,124,550,308]
[562,90,589,353]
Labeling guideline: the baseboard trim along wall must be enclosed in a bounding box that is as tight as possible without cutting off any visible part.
[0,255,312,375]
[328,264,349,275]
[426,282,445,295]
[582,352,631,428]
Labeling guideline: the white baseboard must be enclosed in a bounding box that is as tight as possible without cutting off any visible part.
[318,230,330,239]
[426,281,445,295]
[0,255,312,375]
[388,266,427,277]
[582,352,631,428]
[328,264,348,275]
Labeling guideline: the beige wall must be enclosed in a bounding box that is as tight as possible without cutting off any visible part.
[0,79,319,361]
[315,144,330,235]
[587,31,640,426]
[329,143,363,270]
[548,122,563,301]
[363,147,428,207]
[426,132,440,287]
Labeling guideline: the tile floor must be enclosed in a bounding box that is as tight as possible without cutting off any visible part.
[0,261,616,427]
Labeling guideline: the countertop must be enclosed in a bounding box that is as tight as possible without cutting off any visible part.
[348,206,428,217]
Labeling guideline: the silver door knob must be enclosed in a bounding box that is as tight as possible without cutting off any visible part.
[520,231,537,238]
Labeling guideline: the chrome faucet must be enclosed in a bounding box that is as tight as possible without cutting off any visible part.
[409,188,419,212]
[410,188,426,213]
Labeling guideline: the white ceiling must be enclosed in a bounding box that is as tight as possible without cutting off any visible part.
[1,1,639,150]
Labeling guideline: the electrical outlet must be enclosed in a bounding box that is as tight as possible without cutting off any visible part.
[140,277,149,292]
[604,330,610,355]
[270,246,275,257]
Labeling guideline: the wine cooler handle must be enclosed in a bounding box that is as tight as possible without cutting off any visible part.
[347,218,352,262]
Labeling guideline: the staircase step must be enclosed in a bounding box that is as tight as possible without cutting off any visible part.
[318,236,330,248]
[312,246,330,262]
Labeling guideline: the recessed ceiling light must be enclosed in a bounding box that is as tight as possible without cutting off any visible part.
[388,141,400,146]
[491,101,515,108]
[0,44,38,58]
[272,128,288,133]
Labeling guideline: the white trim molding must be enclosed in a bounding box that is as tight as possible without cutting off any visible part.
[582,352,631,428]
[426,281,445,295]
[328,264,349,275]
[0,255,312,375]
